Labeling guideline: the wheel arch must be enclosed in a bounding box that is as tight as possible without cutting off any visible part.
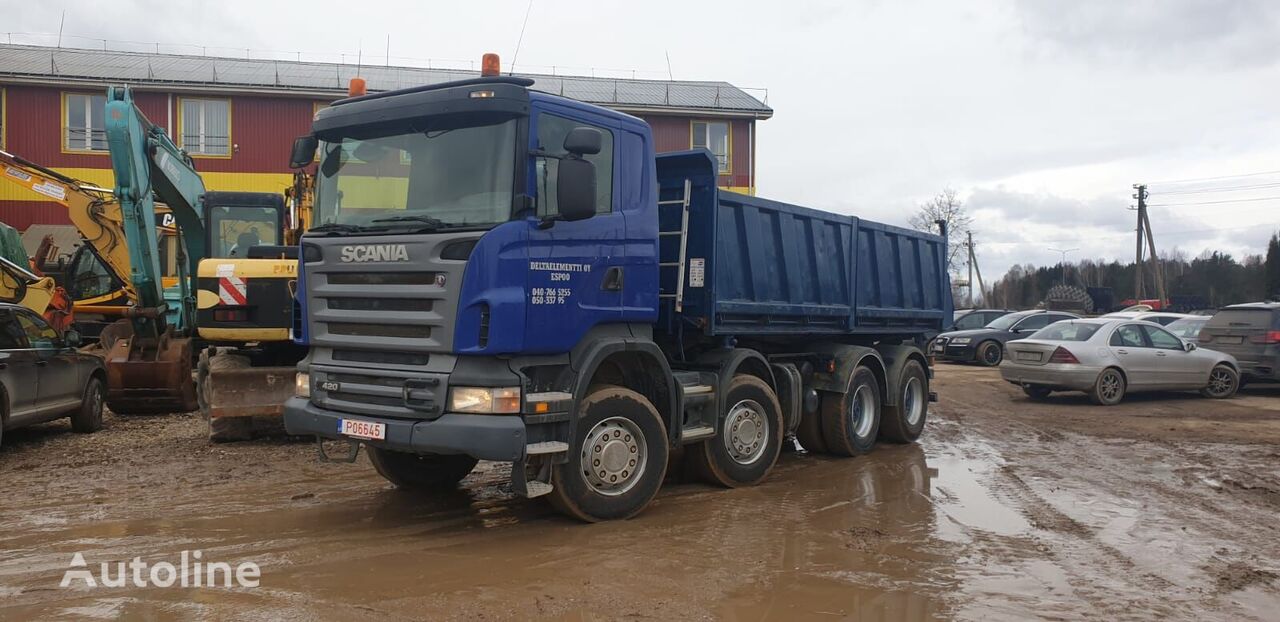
[873,344,929,407]
[574,337,678,443]
[807,343,888,402]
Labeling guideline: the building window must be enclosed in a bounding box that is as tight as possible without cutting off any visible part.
[65,92,108,152]
[180,98,231,156]
[0,88,5,149]
[692,120,730,174]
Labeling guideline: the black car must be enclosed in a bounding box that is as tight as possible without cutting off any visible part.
[931,309,1080,366]
[948,308,1016,332]
[0,303,107,449]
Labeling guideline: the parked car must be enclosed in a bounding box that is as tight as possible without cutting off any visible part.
[947,308,1015,332]
[0,303,106,450]
[1165,316,1210,344]
[1197,302,1280,383]
[932,310,1080,366]
[1099,311,1192,326]
[1000,318,1240,405]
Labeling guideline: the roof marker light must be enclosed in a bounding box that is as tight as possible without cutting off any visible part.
[481,53,501,77]
[348,77,367,97]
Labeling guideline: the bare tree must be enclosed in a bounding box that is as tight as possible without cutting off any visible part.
[909,187,972,272]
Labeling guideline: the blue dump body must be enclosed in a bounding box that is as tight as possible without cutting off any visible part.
[656,150,951,338]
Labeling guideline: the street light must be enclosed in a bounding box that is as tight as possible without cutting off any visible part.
[1048,247,1079,287]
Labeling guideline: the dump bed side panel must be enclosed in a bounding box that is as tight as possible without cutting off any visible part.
[655,150,950,339]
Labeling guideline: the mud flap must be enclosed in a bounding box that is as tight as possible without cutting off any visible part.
[102,323,198,415]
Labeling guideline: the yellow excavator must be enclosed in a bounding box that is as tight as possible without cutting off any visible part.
[0,220,73,331]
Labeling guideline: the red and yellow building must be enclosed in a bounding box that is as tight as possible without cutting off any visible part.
[0,44,771,231]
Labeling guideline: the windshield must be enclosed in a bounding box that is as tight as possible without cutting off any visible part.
[1166,317,1208,338]
[314,119,518,229]
[1031,322,1101,342]
[210,205,280,258]
[986,312,1029,331]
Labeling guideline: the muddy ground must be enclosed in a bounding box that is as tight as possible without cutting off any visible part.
[1,363,1278,620]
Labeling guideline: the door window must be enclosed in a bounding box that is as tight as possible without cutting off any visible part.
[67,248,119,300]
[1013,314,1053,332]
[534,113,614,217]
[954,313,985,330]
[0,313,25,349]
[1110,325,1147,348]
[1142,325,1184,350]
[16,311,59,349]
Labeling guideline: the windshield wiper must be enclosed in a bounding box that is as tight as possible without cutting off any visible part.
[370,215,447,228]
[309,222,367,235]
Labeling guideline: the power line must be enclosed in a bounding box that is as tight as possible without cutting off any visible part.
[1151,181,1280,195]
[984,223,1270,248]
[1143,168,1280,186]
[1146,195,1280,207]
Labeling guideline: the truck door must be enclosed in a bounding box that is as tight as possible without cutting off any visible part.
[524,110,625,352]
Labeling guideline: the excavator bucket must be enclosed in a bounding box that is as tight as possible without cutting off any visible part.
[197,349,294,442]
[100,321,198,415]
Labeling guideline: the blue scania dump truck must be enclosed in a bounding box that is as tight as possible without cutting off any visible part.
[284,56,951,521]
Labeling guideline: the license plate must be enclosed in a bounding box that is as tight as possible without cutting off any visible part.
[339,418,386,440]
[1218,336,1244,345]
[1016,351,1041,362]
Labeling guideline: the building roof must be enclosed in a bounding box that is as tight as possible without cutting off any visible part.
[0,44,772,119]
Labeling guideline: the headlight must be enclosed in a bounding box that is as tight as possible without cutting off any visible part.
[951,337,971,345]
[448,386,521,414]
[295,372,310,398]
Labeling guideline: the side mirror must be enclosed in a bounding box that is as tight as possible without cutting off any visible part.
[64,329,82,348]
[289,136,318,169]
[556,158,597,221]
[564,127,602,155]
[1185,341,1197,352]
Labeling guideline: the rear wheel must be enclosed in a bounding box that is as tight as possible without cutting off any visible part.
[691,375,784,487]
[1022,385,1053,401]
[795,404,828,454]
[368,448,479,490]
[70,377,105,433]
[821,367,882,456]
[1090,368,1126,406]
[977,341,1003,367]
[549,385,669,522]
[1201,364,1239,399]
[880,360,928,443]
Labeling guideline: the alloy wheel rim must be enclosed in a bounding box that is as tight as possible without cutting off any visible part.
[984,345,1000,364]
[723,399,769,465]
[1100,373,1121,401]
[580,416,647,497]
[1208,369,1234,395]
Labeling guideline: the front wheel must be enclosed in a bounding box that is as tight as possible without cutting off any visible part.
[1200,364,1239,399]
[70,377,105,433]
[821,366,882,456]
[549,385,669,522]
[691,375,784,487]
[1090,368,1126,406]
[977,341,1003,367]
[368,448,479,490]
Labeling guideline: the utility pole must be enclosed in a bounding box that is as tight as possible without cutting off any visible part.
[969,232,987,308]
[967,232,975,307]
[1048,247,1079,286]
[1133,184,1146,300]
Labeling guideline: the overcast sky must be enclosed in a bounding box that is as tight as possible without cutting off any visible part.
[7,0,1280,280]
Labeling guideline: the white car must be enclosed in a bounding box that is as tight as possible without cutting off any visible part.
[1099,311,1192,326]
[999,318,1240,405]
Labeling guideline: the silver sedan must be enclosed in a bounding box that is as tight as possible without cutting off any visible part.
[999,318,1240,405]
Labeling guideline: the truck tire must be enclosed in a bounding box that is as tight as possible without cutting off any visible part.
[70,376,105,433]
[879,360,927,444]
[548,385,669,522]
[368,448,479,490]
[795,409,828,454]
[976,341,1003,367]
[1089,368,1126,406]
[821,366,881,456]
[690,375,784,487]
[1200,364,1239,399]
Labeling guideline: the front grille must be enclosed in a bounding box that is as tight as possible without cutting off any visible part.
[328,322,432,338]
[327,272,438,286]
[327,298,433,312]
[330,393,404,408]
[326,373,407,388]
[332,349,431,366]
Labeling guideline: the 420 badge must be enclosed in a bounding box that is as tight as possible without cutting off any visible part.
[528,261,590,306]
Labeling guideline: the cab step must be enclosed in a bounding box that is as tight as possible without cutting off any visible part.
[526,441,569,456]
[521,481,554,498]
[681,425,716,442]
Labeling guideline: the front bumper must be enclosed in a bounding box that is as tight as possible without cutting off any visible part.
[933,343,976,361]
[284,397,526,462]
[1236,361,1278,381]
[999,363,1100,391]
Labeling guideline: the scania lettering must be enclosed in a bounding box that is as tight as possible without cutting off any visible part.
[284,54,952,521]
